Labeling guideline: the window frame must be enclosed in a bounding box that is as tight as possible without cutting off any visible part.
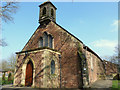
[38,37,43,48]
[51,60,55,74]
[51,8,54,17]
[42,7,46,16]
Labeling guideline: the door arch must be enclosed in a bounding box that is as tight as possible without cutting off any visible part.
[25,60,33,86]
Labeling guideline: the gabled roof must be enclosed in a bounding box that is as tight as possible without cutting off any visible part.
[54,22,83,44]
[18,21,103,62]
[54,22,103,62]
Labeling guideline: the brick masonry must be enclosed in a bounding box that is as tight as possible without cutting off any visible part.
[14,21,106,88]
[14,1,107,88]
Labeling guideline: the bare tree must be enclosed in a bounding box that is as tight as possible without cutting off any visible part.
[7,54,17,72]
[1,54,16,72]
[1,2,19,23]
[0,2,19,47]
[0,39,7,47]
[1,60,9,71]
[110,45,120,64]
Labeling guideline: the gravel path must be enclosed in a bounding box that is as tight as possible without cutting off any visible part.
[90,80,113,88]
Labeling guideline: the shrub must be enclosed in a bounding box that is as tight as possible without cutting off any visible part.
[8,73,12,81]
[2,73,5,80]
[113,73,120,80]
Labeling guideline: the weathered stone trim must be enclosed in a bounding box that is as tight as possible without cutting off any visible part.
[40,50,60,88]
[21,56,35,87]
[16,47,59,54]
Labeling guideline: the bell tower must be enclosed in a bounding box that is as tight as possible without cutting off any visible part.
[39,1,57,25]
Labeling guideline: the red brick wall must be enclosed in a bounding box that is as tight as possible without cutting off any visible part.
[16,21,83,88]
[15,21,105,88]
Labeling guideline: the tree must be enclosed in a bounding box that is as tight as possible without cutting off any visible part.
[7,54,17,72]
[0,39,7,47]
[1,54,17,72]
[1,2,19,23]
[108,45,120,73]
[1,60,9,71]
[0,2,19,47]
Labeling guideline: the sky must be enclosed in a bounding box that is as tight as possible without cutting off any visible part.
[1,1,118,61]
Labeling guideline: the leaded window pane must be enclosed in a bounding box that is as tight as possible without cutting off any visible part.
[43,32,48,47]
[51,60,55,74]
[39,37,43,47]
[49,35,53,48]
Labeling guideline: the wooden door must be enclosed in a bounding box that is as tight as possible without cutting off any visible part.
[25,61,33,86]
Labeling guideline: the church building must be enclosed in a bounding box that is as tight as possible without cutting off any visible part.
[14,1,106,88]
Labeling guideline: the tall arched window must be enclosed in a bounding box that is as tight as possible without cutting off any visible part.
[51,60,55,74]
[51,8,54,17]
[39,37,43,48]
[43,32,48,47]
[48,35,53,48]
[43,7,46,16]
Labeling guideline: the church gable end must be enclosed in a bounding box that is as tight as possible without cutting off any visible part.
[14,1,106,88]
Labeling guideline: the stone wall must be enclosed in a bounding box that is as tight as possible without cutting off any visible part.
[14,49,60,88]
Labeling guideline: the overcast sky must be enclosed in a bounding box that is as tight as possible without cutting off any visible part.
[2,1,118,61]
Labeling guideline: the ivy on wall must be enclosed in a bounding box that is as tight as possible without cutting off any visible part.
[77,43,89,86]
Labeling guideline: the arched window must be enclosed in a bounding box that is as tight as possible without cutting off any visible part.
[43,7,46,16]
[51,8,54,17]
[39,37,43,48]
[43,32,48,47]
[51,60,55,74]
[48,35,53,48]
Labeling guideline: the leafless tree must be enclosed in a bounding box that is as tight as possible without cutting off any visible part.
[109,45,120,64]
[0,2,19,47]
[0,54,16,72]
[7,54,17,72]
[1,2,19,23]
[1,60,9,71]
[0,39,7,47]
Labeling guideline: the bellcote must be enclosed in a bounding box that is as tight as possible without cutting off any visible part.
[39,1,57,25]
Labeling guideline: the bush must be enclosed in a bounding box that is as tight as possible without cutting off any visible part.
[113,73,120,80]
[8,73,12,81]
[2,72,14,85]
[2,73,5,80]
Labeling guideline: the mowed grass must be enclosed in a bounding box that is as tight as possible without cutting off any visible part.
[112,80,120,89]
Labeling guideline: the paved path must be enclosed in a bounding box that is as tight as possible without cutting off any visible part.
[89,80,113,88]
[1,80,113,89]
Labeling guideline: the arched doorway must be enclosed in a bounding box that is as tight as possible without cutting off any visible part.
[25,60,33,86]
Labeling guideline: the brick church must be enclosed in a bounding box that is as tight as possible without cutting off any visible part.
[14,1,106,88]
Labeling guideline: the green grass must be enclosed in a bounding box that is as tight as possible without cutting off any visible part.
[0,77,13,85]
[112,80,120,89]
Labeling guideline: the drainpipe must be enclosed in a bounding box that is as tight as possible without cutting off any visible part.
[59,54,62,88]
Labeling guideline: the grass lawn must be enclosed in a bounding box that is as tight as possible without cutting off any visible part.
[112,80,120,89]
